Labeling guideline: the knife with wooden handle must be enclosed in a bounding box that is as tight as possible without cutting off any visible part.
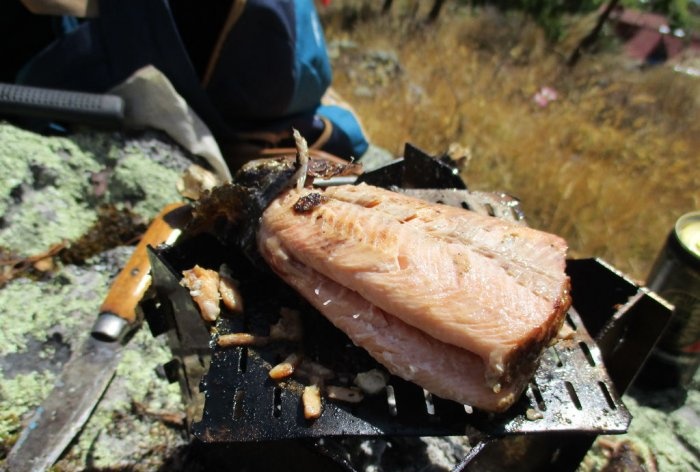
[3,202,190,472]
[90,202,189,341]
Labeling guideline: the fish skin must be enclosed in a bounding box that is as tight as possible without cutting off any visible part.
[258,183,570,410]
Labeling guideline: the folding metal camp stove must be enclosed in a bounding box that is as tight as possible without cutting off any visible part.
[141,144,673,471]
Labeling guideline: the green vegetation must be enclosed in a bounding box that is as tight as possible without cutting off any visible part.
[477,0,696,32]
[469,0,607,40]
[626,0,693,27]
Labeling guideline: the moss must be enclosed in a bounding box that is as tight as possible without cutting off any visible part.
[0,187,99,257]
[69,131,125,167]
[0,139,31,217]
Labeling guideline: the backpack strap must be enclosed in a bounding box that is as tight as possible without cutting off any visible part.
[202,0,247,87]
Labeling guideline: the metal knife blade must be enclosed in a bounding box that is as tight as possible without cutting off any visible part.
[3,337,126,472]
[3,203,189,472]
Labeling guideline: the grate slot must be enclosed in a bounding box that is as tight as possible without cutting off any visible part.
[598,382,617,410]
[233,388,245,419]
[238,347,248,373]
[565,381,583,410]
[579,342,596,367]
[272,387,282,418]
[424,390,436,416]
[529,381,546,412]
[386,385,398,417]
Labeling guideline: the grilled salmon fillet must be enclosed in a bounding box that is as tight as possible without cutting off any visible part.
[258,183,571,412]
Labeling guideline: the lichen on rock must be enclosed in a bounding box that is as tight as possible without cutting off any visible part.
[0,265,109,356]
[62,329,186,470]
[0,124,104,256]
[0,370,55,443]
[0,122,195,469]
[0,122,188,258]
[108,152,182,218]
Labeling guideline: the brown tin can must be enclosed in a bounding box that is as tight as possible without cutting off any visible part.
[640,211,700,389]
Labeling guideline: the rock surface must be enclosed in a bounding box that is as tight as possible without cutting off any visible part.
[0,122,190,470]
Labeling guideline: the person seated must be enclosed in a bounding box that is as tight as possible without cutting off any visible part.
[14,0,369,169]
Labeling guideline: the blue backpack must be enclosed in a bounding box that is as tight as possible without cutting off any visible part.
[18,0,369,167]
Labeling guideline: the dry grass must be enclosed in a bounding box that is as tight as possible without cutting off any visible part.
[321,2,699,281]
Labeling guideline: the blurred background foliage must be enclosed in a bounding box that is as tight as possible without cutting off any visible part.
[321,0,699,282]
[465,0,696,38]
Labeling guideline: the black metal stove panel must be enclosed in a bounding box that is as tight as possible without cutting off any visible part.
[146,235,631,444]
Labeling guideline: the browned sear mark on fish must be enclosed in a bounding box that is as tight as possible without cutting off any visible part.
[293,193,328,213]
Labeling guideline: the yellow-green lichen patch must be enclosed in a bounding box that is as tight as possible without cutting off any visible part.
[108,153,183,219]
[0,124,103,256]
[62,330,186,469]
[0,123,192,469]
[0,370,56,442]
[0,268,109,356]
[115,331,183,409]
[582,381,700,471]
[0,123,187,259]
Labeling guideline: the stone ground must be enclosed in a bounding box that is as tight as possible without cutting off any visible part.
[0,123,191,470]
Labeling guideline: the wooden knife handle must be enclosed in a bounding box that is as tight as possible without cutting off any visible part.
[99,202,188,323]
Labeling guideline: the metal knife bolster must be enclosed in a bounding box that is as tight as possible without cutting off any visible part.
[91,312,135,342]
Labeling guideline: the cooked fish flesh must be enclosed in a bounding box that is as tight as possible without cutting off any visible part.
[258,183,570,412]
[180,265,221,322]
